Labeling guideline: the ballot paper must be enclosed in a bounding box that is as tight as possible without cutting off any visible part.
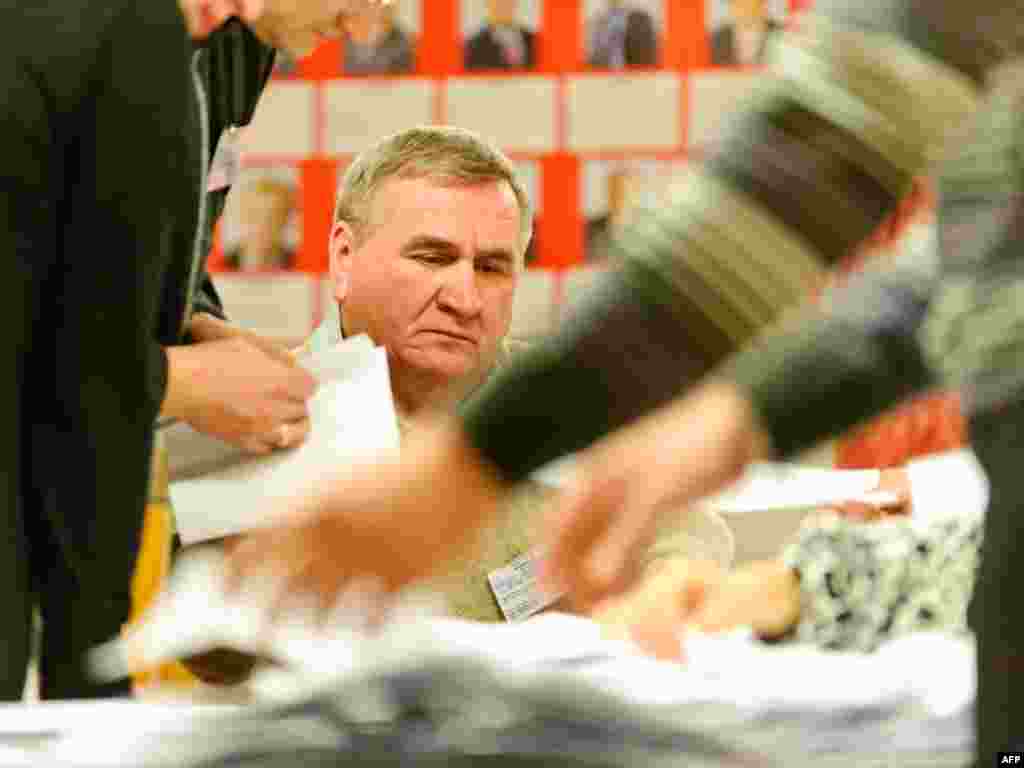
[165,334,400,544]
[698,461,895,515]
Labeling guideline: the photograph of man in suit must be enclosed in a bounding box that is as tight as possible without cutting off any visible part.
[464,0,536,71]
[709,0,781,67]
[342,0,415,75]
[585,165,638,264]
[586,0,658,69]
[223,176,298,272]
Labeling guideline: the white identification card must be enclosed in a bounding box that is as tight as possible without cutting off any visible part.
[487,549,563,622]
[207,125,242,192]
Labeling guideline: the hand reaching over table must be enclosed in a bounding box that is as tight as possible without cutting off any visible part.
[591,559,800,661]
[542,380,771,612]
[225,418,507,617]
[831,468,913,521]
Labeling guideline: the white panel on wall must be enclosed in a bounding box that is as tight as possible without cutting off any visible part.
[509,268,556,340]
[215,273,318,342]
[688,70,771,147]
[568,73,681,151]
[446,77,556,153]
[241,82,315,156]
[324,79,434,156]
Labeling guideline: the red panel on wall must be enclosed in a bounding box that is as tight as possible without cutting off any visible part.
[301,39,343,80]
[539,0,582,72]
[208,219,225,272]
[296,158,337,273]
[535,153,582,270]
[420,0,460,75]
[667,0,706,70]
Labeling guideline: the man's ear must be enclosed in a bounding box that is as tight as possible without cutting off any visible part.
[329,220,356,302]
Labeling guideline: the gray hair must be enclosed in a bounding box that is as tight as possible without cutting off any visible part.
[333,125,533,257]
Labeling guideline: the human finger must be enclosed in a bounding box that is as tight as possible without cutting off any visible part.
[542,473,625,603]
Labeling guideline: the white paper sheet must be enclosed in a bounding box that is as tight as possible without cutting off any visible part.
[167,335,400,544]
[698,462,887,515]
[0,701,237,739]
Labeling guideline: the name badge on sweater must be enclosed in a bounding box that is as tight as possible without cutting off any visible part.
[488,549,564,622]
[207,126,243,192]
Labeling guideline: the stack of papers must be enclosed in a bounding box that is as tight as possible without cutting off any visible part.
[164,334,400,544]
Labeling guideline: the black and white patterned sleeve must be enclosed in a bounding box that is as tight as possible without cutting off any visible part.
[780,513,983,652]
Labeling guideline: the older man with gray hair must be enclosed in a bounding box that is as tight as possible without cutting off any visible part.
[293,125,733,624]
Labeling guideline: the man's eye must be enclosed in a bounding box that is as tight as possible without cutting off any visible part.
[477,261,507,274]
[414,252,447,264]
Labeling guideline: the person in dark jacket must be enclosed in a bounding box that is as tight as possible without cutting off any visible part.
[586,1,658,69]
[464,0,535,71]
[0,0,403,701]
[342,1,415,75]
[709,0,781,66]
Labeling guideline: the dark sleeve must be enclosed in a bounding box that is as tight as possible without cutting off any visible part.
[190,18,277,324]
[395,29,414,72]
[202,18,276,156]
[191,274,225,319]
[709,27,731,67]
[524,30,536,69]
[625,11,657,67]
[3,49,57,537]
[464,33,483,70]
[461,0,993,484]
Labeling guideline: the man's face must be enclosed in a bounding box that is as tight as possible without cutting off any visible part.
[241,188,292,250]
[486,0,519,27]
[606,169,635,218]
[330,177,521,394]
[250,0,388,57]
[731,0,768,25]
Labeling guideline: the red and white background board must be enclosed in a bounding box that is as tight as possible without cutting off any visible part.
[210,0,816,341]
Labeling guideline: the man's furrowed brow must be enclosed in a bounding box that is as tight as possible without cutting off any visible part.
[401,235,460,255]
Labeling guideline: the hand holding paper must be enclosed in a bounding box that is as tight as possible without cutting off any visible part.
[166,334,399,544]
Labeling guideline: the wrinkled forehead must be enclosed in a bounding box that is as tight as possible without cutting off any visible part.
[338,0,392,11]
[367,176,523,251]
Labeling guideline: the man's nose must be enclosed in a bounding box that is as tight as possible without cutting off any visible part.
[438,261,483,317]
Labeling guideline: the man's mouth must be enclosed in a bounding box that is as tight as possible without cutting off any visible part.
[423,330,477,345]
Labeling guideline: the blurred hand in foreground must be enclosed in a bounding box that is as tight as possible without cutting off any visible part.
[225,419,506,618]
[543,380,771,611]
[592,559,801,661]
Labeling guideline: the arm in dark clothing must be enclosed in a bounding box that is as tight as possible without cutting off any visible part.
[191,17,277,324]
[170,18,277,345]
[461,1,995,483]
[2,43,57,567]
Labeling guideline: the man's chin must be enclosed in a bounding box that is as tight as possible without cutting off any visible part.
[400,353,482,387]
